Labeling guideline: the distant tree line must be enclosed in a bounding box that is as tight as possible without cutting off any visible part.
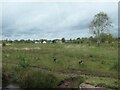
[1,33,118,46]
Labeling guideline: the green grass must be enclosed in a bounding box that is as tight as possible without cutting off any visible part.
[2,64,59,88]
[3,43,118,73]
[2,63,118,89]
[85,76,118,89]
[2,43,118,88]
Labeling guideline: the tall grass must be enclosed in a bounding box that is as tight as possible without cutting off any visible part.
[15,70,59,88]
[3,43,118,76]
[2,43,118,88]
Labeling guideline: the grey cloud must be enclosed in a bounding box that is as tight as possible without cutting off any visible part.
[2,2,118,40]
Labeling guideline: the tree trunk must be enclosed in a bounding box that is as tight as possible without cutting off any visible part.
[97,40,100,47]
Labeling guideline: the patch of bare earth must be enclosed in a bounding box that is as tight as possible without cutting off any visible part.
[58,78,106,89]
[58,77,79,88]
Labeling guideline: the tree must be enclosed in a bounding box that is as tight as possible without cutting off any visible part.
[101,33,113,43]
[104,34,113,43]
[2,42,6,47]
[89,12,112,46]
[52,40,56,43]
[77,38,80,40]
[61,38,65,43]
[89,36,95,45]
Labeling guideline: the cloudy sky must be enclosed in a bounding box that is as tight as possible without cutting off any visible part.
[2,2,118,40]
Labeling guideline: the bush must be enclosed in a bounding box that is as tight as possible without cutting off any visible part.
[2,65,16,87]
[78,77,85,84]
[89,54,93,58]
[2,42,6,47]
[16,70,59,88]
[12,57,30,83]
[17,57,30,70]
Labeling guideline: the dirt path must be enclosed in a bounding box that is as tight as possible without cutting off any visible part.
[3,62,118,79]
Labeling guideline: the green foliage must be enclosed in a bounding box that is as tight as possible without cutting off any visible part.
[3,43,118,75]
[2,42,6,47]
[110,62,118,71]
[2,65,14,87]
[80,40,84,43]
[12,57,30,83]
[89,12,112,46]
[52,40,56,43]
[17,57,29,70]
[105,34,113,42]
[61,38,65,43]
[101,33,113,43]
[16,70,59,88]
[2,42,118,88]
[78,77,85,84]
[96,82,118,89]
[96,83,108,87]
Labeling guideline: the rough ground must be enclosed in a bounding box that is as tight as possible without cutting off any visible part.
[3,62,118,79]
[57,77,106,89]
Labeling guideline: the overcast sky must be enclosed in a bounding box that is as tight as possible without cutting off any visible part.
[2,2,118,40]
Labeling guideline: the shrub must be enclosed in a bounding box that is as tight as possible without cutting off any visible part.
[78,77,85,84]
[89,54,93,58]
[17,57,29,70]
[2,65,16,87]
[16,70,59,88]
[2,42,6,47]
[80,40,83,43]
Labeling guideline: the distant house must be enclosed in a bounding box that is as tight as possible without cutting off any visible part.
[42,41,47,44]
[34,41,41,44]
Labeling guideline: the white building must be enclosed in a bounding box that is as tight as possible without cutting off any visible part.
[35,41,41,44]
[42,41,47,44]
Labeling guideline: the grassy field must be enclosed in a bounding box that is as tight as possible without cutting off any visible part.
[2,42,118,88]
